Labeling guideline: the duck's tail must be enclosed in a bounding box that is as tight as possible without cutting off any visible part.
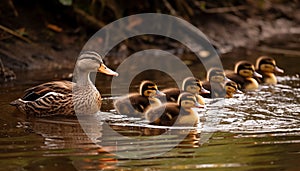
[10,99,22,106]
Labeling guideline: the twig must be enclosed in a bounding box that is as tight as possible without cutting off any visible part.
[163,0,177,16]
[0,58,5,73]
[73,7,106,29]
[0,25,32,43]
[194,2,247,14]
[8,0,19,17]
[204,5,247,13]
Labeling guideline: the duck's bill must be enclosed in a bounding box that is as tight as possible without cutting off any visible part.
[225,77,232,82]
[155,90,166,96]
[194,102,205,108]
[275,66,284,73]
[253,71,262,78]
[200,87,210,94]
[98,64,119,76]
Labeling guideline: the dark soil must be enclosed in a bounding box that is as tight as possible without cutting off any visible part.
[0,0,299,81]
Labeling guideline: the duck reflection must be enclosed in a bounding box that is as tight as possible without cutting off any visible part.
[19,113,202,168]
[103,124,201,150]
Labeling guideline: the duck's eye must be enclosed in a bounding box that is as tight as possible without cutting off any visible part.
[144,90,156,96]
[182,100,194,106]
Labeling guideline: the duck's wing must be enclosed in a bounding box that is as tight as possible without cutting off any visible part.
[146,103,180,126]
[128,94,150,113]
[114,93,150,115]
[21,81,73,101]
[225,71,244,90]
[202,81,211,91]
[160,88,180,103]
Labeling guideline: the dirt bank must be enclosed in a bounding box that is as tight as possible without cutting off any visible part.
[0,0,299,81]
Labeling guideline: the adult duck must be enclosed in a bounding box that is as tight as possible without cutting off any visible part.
[255,56,284,84]
[114,80,165,116]
[145,92,201,126]
[160,77,209,105]
[226,61,262,91]
[10,51,118,117]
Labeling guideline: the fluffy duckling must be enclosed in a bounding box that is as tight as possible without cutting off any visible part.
[145,92,201,126]
[202,68,227,98]
[160,77,209,105]
[114,80,165,116]
[255,56,284,84]
[225,81,241,98]
[226,61,262,91]
[10,51,118,117]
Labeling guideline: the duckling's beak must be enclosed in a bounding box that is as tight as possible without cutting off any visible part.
[200,87,210,94]
[225,77,232,82]
[155,90,165,97]
[236,89,243,94]
[274,66,284,73]
[194,101,205,108]
[253,71,262,78]
[98,64,119,76]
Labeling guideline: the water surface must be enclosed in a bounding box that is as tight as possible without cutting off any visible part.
[0,50,300,170]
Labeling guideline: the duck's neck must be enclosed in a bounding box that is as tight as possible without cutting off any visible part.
[210,82,225,97]
[226,93,234,98]
[76,71,94,87]
[148,97,161,107]
[263,73,277,84]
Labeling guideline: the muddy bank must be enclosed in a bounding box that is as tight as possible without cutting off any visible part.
[0,0,299,80]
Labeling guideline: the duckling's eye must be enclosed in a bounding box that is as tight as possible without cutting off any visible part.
[182,100,195,105]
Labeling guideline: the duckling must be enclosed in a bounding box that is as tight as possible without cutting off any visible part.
[202,68,227,98]
[225,80,241,98]
[114,80,165,116]
[226,61,262,91]
[255,56,284,84]
[160,77,209,105]
[145,92,201,126]
[10,51,118,117]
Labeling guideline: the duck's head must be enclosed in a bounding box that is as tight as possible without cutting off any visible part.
[225,81,241,97]
[77,51,118,76]
[140,80,165,97]
[182,77,210,94]
[178,92,202,110]
[207,68,226,83]
[235,61,261,78]
[256,56,284,74]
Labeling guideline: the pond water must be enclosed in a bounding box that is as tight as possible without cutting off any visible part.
[1,43,300,170]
